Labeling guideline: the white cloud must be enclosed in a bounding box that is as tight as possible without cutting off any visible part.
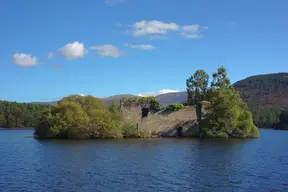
[182,24,200,32]
[181,24,206,39]
[128,21,207,39]
[90,44,121,58]
[132,20,179,37]
[78,94,85,97]
[137,89,181,97]
[57,41,87,59]
[48,52,55,59]
[13,53,40,67]
[124,43,157,50]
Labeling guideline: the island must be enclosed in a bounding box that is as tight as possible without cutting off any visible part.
[34,66,260,139]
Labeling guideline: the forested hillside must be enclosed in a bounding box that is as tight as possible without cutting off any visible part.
[234,72,288,107]
[0,101,50,128]
[233,73,288,128]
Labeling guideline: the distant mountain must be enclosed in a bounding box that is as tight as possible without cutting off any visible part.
[29,72,288,108]
[30,93,187,106]
[154,72,288,107]
[100,92,187,106]
[101,94,140,105]
[233,72,288,108]
[156,91,187,105]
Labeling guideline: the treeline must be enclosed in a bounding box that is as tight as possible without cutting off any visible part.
[234,72,288,90]
[0,101,50,128]
[249,106,286,128]
[275,110,288,130]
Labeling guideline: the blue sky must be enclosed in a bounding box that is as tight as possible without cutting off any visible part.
[0,0,287,102]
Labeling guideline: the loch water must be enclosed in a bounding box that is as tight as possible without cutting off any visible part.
[0,129,287,192]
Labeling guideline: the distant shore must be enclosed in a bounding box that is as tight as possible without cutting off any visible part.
[0,128,34,130]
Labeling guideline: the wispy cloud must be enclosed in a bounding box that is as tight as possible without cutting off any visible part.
[137,89,181,97]
[13,53,40,67]
[182,24,200,32]
[48,52,55,59]
[124,43,158,50]
[180,24,208,39]
[128,20,208,39]
[57,41,88,60]
[90,44,121,58]
[131,20,179,37]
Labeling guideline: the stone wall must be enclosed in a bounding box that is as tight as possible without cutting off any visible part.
[120,97,160,118]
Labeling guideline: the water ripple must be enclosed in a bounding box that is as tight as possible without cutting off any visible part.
[0,129,288,192]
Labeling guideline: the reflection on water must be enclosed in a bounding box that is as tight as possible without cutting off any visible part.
[0,129,288,192]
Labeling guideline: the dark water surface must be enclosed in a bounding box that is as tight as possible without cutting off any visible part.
[0,129,288,192]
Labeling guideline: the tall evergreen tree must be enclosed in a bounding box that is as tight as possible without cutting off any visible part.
[186,70,209,125]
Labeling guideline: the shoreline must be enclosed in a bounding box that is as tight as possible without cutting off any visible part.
[0,128,34,130]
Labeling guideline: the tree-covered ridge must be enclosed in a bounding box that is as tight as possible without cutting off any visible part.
[234,72,288,108]
[234,72,288,89]
[0,100,50,128]
[187,66,260,138]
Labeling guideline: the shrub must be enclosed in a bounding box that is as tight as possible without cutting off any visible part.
[35,95,123,139]
[167,104,184,112]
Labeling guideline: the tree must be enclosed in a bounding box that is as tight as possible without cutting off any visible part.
[186,70,209,128]
[211,66,231,88]
[202,88,259,138]
[109,101,122,121]
[34,95,123,139]
[0,100,50,128]
[186,66,260,138]
[275,109,288,129]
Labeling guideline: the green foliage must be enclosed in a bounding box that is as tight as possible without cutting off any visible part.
[0,100,50,128]
[201,88,260,138]
[249,106,283,128]
[211,66,231,88]
[186,69,209,106]
[279,110,288,125]
[186,70,209,124]
[187,66,260,138]
[121,121,152,138]
[109,101,122,121]
[35,95,122,139]
[166,104,184,112]
[121,121,139,138]
[234,72,288,108]
[275,109,288,129]
[234,72,288,91]
[88,109,122,138]
[120,96,161,112]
